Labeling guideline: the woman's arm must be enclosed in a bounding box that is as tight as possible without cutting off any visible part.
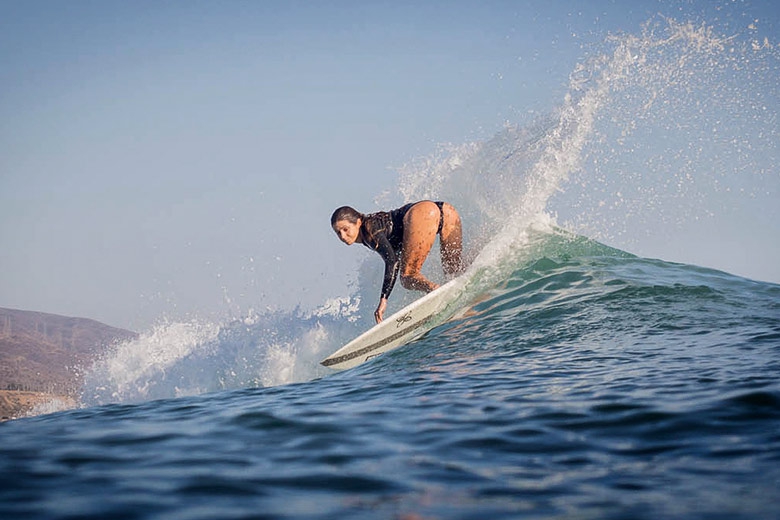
[373,233,399,323]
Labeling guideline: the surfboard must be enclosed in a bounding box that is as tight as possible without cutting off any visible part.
[320,277,466,370]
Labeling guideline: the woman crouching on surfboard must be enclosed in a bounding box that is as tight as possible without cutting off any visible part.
[331,201,463,323]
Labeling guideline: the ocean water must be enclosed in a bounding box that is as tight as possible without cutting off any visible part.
[2,14,779,520]
[1,240,779,519]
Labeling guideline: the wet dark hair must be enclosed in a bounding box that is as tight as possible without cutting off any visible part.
[330,206,364,226]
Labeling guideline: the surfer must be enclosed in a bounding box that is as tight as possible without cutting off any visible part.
[331,201,463,323]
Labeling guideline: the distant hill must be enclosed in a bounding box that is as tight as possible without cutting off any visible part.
[0,307,137,419]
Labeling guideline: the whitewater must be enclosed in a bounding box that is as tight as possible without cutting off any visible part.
[2,17,779,520]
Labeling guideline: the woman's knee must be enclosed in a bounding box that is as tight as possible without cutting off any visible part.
[400,272,428,291]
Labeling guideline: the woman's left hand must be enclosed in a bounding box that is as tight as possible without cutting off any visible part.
[374,298,387,323]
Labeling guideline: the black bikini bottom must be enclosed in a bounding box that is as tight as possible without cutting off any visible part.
[435,201,445,235]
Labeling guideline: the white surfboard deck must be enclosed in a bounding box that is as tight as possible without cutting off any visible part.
[320,277,467,370]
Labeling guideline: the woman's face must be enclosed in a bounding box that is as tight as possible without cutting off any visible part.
[332,219,360,245]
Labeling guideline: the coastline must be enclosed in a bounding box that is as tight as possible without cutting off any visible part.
[1,307,136,421]
[0,390,78,422]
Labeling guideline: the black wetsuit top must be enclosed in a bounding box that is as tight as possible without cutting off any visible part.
[361,201,444,300]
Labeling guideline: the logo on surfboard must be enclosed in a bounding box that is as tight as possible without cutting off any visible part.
[395,311,413,328]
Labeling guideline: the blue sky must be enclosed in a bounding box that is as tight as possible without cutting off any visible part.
[1,1,778,330]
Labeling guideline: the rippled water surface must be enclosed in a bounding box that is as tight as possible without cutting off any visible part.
[2,255,779,519]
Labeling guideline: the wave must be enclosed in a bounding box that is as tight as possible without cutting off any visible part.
[79,223,779,408]
[78,16,778,408]
[81,309,342,406]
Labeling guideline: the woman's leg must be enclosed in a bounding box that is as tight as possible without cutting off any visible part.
[439,202,463,276]
[399,201,440,292]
